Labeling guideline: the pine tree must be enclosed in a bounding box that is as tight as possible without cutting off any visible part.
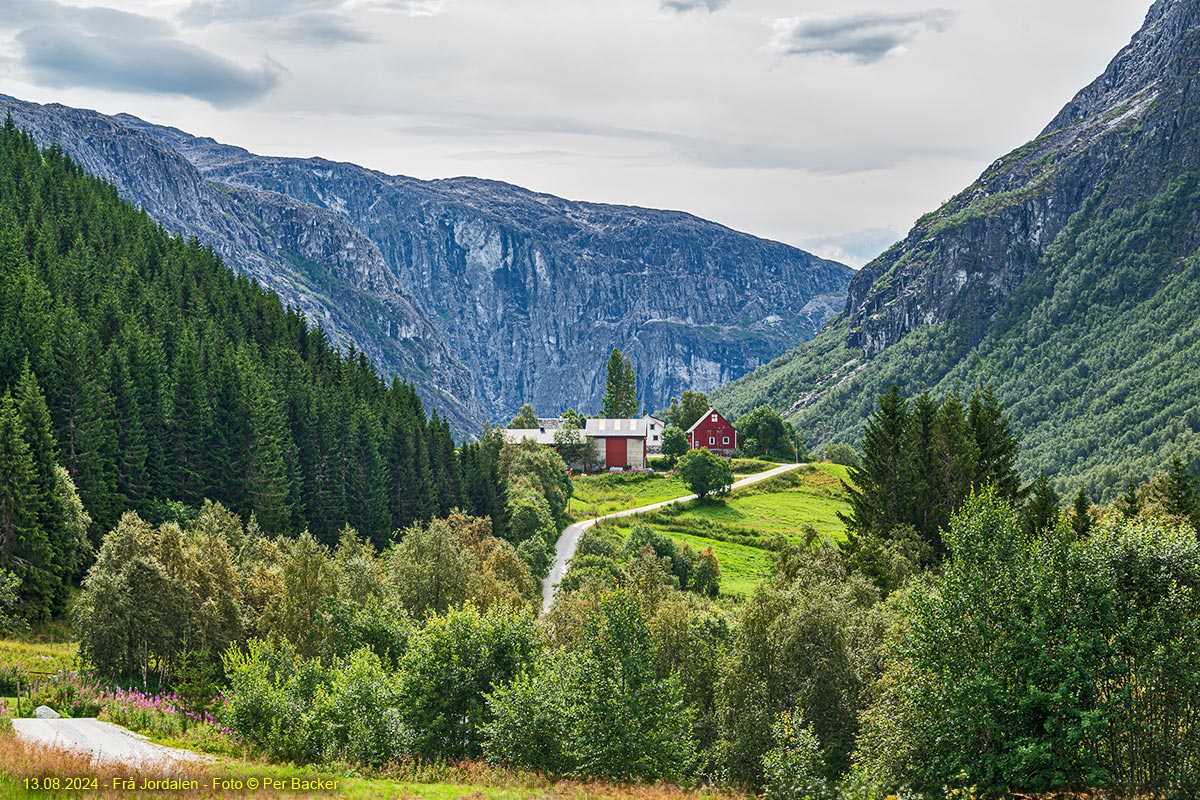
[904,392,941,538]
[602,348,638,418]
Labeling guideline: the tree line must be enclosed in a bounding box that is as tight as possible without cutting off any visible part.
[0,119,518,621]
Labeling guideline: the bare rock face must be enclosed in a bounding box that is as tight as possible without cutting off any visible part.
[842,0,1199,359]
[0,95,852,430]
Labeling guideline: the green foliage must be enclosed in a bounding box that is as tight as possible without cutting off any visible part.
[395,604,539,761]
[0,568,22,634]
[601,348,638,419]
[842,386,1021,566]
[551,424,590,469]
[508,404,539,429]
[1160,453,1199,532]
[762,712,831,800]
[692,547,721,598]
[822,443,859,468]
[666,391,710,431]
[857,492,1200,795]
[676,449,733,501]
[736,406,803,461]
[1021,470,1060,536]
[1070,486,1093,538]
[0,122,483,558]
[716,173,1200,500]
[716,541,881,788]
[661,425,689,462]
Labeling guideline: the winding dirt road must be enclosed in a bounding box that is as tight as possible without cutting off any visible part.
[541,463,803,611]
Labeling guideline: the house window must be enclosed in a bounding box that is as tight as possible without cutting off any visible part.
[653,435,659,442]
[709,436,715,445]
[711,414,718,422]
[723,436,730,445]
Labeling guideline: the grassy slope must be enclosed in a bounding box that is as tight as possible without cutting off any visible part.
[568,473,692,520]
[0,640,78,676]
[593,463,851,597]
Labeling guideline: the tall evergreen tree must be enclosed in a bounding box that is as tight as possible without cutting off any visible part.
[0,393,56,620]
[1070,486,1093,539]
[1021,471,1060,537]
[1161,454,1200,533]
[601,348,638,418]
[842,385,911,538]
[968,387,1021,501]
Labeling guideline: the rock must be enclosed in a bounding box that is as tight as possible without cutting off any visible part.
[33,706,60,719]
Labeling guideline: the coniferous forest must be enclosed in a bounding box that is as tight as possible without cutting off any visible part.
[0,119,504,619]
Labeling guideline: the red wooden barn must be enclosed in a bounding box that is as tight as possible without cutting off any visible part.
[687,408,737,456]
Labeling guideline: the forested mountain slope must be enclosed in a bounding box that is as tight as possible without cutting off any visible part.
[0,119,497,555]
[0,95,852,430]
[0,94,480,432]
[715,0,1200,497]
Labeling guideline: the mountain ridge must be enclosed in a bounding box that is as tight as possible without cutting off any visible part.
[714,0,1200,496]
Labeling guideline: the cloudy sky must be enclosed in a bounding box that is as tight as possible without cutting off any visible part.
[0,0,1150,266]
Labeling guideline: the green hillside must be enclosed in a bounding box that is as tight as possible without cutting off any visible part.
[593,464,851,597]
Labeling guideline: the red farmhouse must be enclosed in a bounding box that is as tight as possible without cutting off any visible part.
[687,408,737,456]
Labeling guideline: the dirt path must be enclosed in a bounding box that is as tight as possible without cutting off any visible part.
[541,463,803,611]
[11,717,207,769]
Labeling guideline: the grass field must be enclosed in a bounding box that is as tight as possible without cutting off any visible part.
[568,472,692,520]
[0,639,79,676]
[591,463,852,597]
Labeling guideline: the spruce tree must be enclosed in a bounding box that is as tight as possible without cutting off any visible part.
[968,387,1021,501]
[1021,471,1060,537]
[1070,486,1093,539]
[0,393,55,620]
[933,393,979,546]
[601,348,638,418]
[842,385,912,538]
[1161,454,1200,533]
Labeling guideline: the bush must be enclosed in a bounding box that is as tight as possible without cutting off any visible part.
[395,605,540,761]
[762,711,831,800]
[648,455,674,471]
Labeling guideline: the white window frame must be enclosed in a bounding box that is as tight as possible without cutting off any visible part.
[709,436,715,445]
[722,436,730,445]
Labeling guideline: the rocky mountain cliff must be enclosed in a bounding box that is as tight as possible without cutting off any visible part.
[0,94,852,430]
[716,0,1200,494]
[0,94,480,432]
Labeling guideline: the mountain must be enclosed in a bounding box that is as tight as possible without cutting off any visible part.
[715,0,1200,496]
[0,94,480,433]
[0,95,852,431]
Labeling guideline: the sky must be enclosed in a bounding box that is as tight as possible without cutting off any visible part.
[0,0,1152,267]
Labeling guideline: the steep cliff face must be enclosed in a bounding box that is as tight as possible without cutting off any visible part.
[118,122,852,420]
[0,94,481,432]
[0,96,851,429]
[716,0,1200,493]
[841,0,1190,358]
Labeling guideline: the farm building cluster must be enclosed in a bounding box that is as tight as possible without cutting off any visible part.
[502,408,737,471]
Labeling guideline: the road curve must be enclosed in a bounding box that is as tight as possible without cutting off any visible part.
[541,463,804,611]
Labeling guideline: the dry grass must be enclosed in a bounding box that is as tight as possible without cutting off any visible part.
[0,726,748,800]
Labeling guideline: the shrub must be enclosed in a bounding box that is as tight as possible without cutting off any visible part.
[762,711,831,800]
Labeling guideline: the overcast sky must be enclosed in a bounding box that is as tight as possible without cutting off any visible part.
[0,0,1151,266]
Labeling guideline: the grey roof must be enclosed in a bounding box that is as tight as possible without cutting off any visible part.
[585,418,649,438]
